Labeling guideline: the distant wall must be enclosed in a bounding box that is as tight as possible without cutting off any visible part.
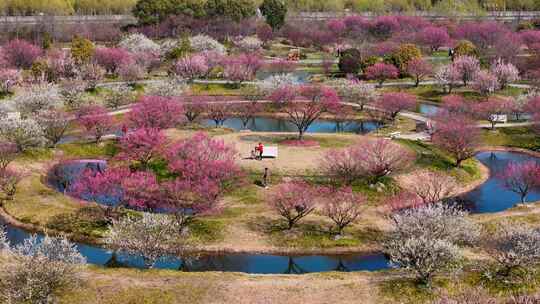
[0,14,136,26]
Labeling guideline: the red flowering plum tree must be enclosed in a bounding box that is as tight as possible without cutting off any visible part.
[267,181,319,229]
[321,187,365,235]
[116,128,167,169]
[269,84,340,140]
[205,102,233,127]
[2,39,42,69]
[93,47,133,74]
[172,54,210,83]
[418,26,450,52]
[406,58,432,87]
[127,96,184,130]
[233,102,263,129]
[365,63,399,87]
[432,113,480,167]
[498,161,540,203]
[375,92,416,121]
[76,105,113,143]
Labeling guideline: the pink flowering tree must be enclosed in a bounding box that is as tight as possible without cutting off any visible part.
[182,95,207,123]
[490,59,519,89]
[205,102,233,127]
[321,187,365,235]
[365,63,399,87]
[406,58,433,87]
[418,26,450,52]
[402,170,457,205]
[269,84,340,140]
[474,97,513,129]
[384,191,424,213]
[498,161,540,203]
[320,145,365,185]
[0,141,18,171]
[267,181,319,229]
[2,39,42,69]
[93,47,133,74]
[127,96,184,130]
[223,64,256,87]
[166,132,240,190]
[432,113,480,167]
[356,138,414,181]
[435,64,461,94]
[375,92,417,121]
[452,56,480,86]
[265,58,297,74]
[0,69,21,95]
[233,102,263,129]
[118,62,146,85]
[473,71,499,96]
[441,95,470,115]
[76,105,113,143]
[172,54,209,83]
[116,128,167,169]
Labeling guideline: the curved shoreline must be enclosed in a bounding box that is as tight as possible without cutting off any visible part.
[0,146,534,258]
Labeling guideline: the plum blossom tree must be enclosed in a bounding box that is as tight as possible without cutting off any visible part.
[330,79,377,111]
[145,77,187,98]
[233,102,263,129]
[435,64,461,94]
[118,33,161,54]
[182,95,207,123]
[375,92,417,121]
[452,56,480,86]
[76,105,113,143]
[321,146,365,185]
[79,63,105,90]
[365,63,399,86]
[268,181,318,229]
[498,161,540,203]
[236,36,263,52]
[269,85,340,140]
[0,141,18,170]
[441,95,470,115]
[106,213,181,269]
[0,69,21,95]
[205,102,233,127]
[104,84,133,109]
[2,39,42,69]
[321,187,365,235]
[59,79,87,110]
[36,109,71,147]
[0,168,22,201]
[189,35,226,54]
[127,96,184,130]
[93,47,133,74]
[473,71,499,96]
[116,128,167,169]
[355,138,414,181]
[118,62,146,85]
[403,170,457,205]
[488,223,540,276]
[383,203,478,285]
[166,132,240,190]
[265,58,297,74]
[0,234,85,304]
[0,116,44,152]
[418,26,450,52]
[432,113,480,167]
[172,54,209,82]
[490,59,519,89]
[13,83,62,117]
[406,58,432,87]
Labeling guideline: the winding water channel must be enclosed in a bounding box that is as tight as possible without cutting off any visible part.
[3,150,540,274]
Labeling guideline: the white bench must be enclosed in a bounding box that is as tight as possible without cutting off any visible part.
[389,131,401,139]
[262,146,278,158]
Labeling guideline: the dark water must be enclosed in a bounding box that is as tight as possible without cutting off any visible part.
[1,217,390,273]
[463,151,540,213]
[47,160,107,193]
[203,117,381,134]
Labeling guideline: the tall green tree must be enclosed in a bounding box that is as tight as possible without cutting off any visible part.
[132,0,206,25]
[260,0,287,30]
[205,0,256,22]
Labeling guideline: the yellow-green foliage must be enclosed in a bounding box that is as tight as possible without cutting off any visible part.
[71,36,95,64]
[0,0,136,14]
[388,43,422,73]
[454,40,479,58]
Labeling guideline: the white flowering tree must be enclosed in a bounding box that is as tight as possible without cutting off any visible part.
[236,36,263,52]
[259,73,297,93]
[0,234,85,304]
[145,77,187,97]
[13,83,62,117]
[435,64,461,94]
[36,109,71,147]
[490,59,519,89]
[0,115,44,151]
[106,213,184,269]
[104,84,134,109]
[383,203,478,285]
[190,35,226,55]
[0,69,21,94]
[488,223,540,276]
[328,79,377,111]
[59,79,87,109]
[119,33,160,54]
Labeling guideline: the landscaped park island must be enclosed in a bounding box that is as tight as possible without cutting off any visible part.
[4,1,540,303]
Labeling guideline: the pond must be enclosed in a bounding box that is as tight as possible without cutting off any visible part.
[1,217,391,273]
[203,117,381,134]
[462,151,540,213]
[256,70,312,84]
[418,103,440,116]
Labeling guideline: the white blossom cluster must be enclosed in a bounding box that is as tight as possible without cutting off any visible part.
[236,36,263,52]
[118,33,160,54]
[12,82,62,116]
[259,73,298,93]
[146,77,187,97]
[0,115,44,151]
[190,35,226,55]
